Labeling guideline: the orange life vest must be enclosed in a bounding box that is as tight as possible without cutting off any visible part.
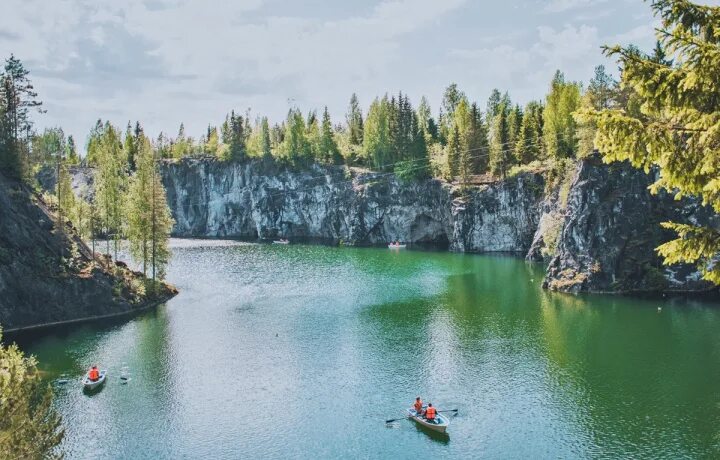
[425,406,436,420]
[89,368,99,381]
[414,400,423,413]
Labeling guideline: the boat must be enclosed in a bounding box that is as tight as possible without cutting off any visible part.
[407,408,450,433]
[388,243,407,249]
[82,370,107,391]
[273,239,290,245]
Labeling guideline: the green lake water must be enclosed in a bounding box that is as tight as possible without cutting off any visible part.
[15,240,720,458]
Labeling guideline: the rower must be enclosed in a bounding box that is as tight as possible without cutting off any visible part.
[413,397,423,415]
[425,403,436,423]
[88,366,100,382]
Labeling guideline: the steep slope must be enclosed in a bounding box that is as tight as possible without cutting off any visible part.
[0,172,176,332]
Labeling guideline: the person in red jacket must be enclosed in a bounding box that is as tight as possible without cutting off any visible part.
[425,403,436,422]
[88,366,100,381]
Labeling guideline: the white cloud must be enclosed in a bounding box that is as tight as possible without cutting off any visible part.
[544,0,607,13]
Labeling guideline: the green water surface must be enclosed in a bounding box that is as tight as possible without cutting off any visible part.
[16,240,720,459]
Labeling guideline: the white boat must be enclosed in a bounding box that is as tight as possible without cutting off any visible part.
[82,370,107,391]
[388,244,407,249]
[273,239,290,245]
[407,408,449,433]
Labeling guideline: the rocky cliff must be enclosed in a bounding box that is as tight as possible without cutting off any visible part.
[543,156,717,294]
[161,159,546,252]
[0,172,176,332]
[41,157,719,295]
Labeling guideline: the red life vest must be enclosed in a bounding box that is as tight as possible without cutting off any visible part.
[425,406,436,420]
[414,400,423,413]
[89,368,99,381]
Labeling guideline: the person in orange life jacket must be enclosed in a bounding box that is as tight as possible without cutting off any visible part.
[425,403,436,422]
[413,397,424,415]
[88,366,100,382]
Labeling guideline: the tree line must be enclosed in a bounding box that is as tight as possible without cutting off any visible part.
[0,55,174,283]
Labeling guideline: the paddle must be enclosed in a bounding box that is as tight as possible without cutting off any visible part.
[385,409,458,423]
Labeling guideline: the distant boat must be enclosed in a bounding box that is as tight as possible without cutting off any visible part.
[273,239,290,245]
[407,408,449,433]
[82,370,107,391]
[388,243,406,249]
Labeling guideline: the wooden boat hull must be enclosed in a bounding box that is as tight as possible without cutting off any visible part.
[82,370,107,391]
[407,409,449,433]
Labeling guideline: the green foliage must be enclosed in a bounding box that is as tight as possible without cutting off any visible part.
[93,122,126,257]
[543,70,581,158]
[346,93,364,146]
[0,55,43,179]
[0,329,64,459]
[125,138,174,280]
[279,108,311,165]
[317,107,341,164]
[363,96,392,169]
[579,0,720,284]
[515,101,544,163]
[489,100,513,177]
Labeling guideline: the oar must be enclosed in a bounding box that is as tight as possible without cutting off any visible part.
[385,415,408,424]
[438,409,458,414]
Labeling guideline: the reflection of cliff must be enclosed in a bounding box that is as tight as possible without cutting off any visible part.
[537,292,720,457]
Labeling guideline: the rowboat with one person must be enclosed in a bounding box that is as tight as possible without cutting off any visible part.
[273,239,290,245]
[82,368,107,391]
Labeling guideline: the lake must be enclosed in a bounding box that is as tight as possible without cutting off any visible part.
[16,240,720,458]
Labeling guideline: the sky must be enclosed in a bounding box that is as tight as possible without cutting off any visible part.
[0,0,717,148]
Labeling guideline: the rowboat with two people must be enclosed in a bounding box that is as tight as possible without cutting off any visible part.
[388,241,406,249]
[273,238,290,245]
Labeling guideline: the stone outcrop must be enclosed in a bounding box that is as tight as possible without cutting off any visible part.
[161,158,545,252]
[40,157,719,295]
[543,156,718,293]
[0,172,176,332]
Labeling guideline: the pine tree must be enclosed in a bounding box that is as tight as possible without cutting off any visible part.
[66,135,79,165]
[489,103,512,177]
[124,122,137,172]
[93,122,126,259]
[515,101,544,164]
[447,125,461,179]
[467,103,490,174]
[0,55,43,178]
[260,117,272,158]
[319,107,341,164]
[578,0,720,284]
[0,331,64,459]
[125,138,174,281]
[346,93,364,146]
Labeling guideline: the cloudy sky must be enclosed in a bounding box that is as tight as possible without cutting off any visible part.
[0,0,715,147]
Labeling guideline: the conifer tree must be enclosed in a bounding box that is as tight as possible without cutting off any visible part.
[319,107,341,164]
[0,55,43,178]
[66,135,79,165]
[124,122,137,172]
[346,93,364,146]
[126,138,174,281]
[489,102,512,177]
[260,117,272,158]
[93,122,126,259]
[578,0,720,284]
[515,101,544,164]
[280,109,311,164]
[447,125,461,179]
[0,331,64,459]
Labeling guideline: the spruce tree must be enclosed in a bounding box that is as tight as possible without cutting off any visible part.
[489,103,512,177]
[578,0,720,284]
[346,93,364,146]
[363,96,392,169]
[93,122,126,259]
[515,101,544,164]
[319,107,341,164]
